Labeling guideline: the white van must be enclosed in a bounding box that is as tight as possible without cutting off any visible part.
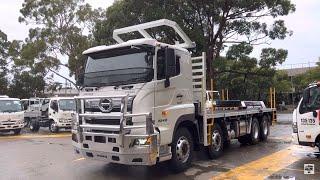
[292,82,320,151]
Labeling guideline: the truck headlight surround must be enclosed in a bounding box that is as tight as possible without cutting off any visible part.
[132,136,152,147]
[292,122,298,133]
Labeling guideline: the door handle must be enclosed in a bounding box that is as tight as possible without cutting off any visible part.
[176,94,183,98]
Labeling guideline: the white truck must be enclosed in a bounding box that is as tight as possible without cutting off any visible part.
[292,82,320,152]
[0,96,24,135]
[72,19,276,172]
[23,97,76,133]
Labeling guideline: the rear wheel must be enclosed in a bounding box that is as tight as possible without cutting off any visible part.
[249,118,260,145]
[169,127,193,173]
[207,124,224,159]
[49,121,59,133]
[260,115,270,141]
[238,135,250,145]
[13,128,21,135]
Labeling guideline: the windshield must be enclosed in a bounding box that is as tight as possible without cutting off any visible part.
[0,100,22,113]
[58,99,76,111]
[301,86,320,113]
[306,86,320,109]
[84,48,153,87]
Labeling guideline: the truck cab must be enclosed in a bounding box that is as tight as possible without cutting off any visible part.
[0,97,24,135]
[27,97,76,133]
[47,97,76,132]
[292,82,320,151]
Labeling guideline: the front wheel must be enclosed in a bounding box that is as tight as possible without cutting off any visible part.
[30,119,40,132]
[13,128,21,135]
[207,123,224,159]
[49,121,59,133]
[169,128,193,173]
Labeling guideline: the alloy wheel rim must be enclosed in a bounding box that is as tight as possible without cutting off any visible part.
[176,136,190,163]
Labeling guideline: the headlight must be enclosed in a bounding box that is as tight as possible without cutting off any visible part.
[292,122,298,133]
[132,136,152,147]
[59,119,68,123]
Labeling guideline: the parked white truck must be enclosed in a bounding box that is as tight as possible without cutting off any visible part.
[23,97,76,133]
[72,19,276,172]
[292,81,320,151]
[0,96,24,135]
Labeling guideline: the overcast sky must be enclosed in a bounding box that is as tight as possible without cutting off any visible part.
[0,0,319,83]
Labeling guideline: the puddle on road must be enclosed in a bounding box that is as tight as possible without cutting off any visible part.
[306,152,320,158]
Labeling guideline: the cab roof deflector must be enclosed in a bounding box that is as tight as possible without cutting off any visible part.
[113,19,196,49]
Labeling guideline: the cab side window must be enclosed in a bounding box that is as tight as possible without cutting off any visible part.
[156,49,181,80]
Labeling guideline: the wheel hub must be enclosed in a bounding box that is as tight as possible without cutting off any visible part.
[176,136,190,163]
[211,130,222,151]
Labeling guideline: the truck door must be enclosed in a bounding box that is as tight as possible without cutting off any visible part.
[154,48,182,121]
[297,85,320,143]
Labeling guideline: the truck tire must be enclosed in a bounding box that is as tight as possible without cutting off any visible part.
[260,115,270,141]
[249,118,260,145]
[207,123,224,159]
[49,121,59,133]
[13,128,21,135]
[24,118,30,127]
[169,127,193,173]
[30,119,40,132]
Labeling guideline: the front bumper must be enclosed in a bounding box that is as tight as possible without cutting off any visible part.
[57,123,72,128]
[0,123,24,131]
[57,121,72,128]
[72,132,158,166]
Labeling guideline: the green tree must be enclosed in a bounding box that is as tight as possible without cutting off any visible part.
[94,0,295,80]
[8,71,45,99]
[0,30,12,95]
[214,43,288,100]
[18,0,104,79]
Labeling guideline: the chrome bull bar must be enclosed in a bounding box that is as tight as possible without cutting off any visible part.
[74,94,154,146]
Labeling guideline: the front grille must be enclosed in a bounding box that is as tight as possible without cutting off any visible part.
[2,123,15,125]
[91,129,119,134]
[84,107,121,113]
[86,119,120,125]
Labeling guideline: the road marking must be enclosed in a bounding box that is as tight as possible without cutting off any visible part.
[212,145,302,180]
[73,157,85,162]
[0,134,71,140]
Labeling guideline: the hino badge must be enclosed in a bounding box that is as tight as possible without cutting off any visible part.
[292,81,320,151]
[72,19,276,172]
[0,96,24,135]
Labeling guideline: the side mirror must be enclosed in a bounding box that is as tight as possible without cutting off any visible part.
[164,48,176,88]
[76,74,84,86]
[54,104,59,112]
[313,111,318,118]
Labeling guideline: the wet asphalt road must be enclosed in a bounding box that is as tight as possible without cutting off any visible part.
[0,123,319,180]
